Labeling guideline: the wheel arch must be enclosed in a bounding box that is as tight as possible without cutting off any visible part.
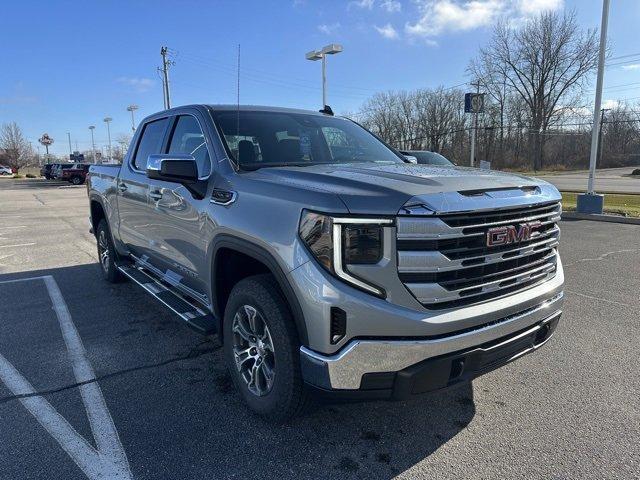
[89,196,106,235]
[210,235,309,347]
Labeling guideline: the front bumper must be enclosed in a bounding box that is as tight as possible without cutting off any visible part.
[300,292,563,395]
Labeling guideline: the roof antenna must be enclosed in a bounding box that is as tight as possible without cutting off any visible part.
[236,43,241,138]
[319,105,334,116]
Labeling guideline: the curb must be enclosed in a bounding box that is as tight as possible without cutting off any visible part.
[561,212,640,225]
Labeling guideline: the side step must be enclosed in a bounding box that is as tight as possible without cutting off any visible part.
[117,263,217,335]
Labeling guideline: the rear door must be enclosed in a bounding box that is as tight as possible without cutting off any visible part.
[117,117,170,257]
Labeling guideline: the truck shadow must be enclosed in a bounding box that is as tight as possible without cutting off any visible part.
[0,263,475,479]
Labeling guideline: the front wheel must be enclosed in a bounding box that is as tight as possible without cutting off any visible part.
[71,176,83,185]
[223,274,309,422]
[96,219,122,283]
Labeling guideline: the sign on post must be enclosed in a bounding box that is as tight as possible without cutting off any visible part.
[464,93,485,114]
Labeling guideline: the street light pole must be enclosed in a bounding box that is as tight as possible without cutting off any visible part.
[127,104,139,132]
[103,117,113,163]
[578,0,610,214]
[306,44,343,109]
[89,126,97,164]
[67,132,72,157]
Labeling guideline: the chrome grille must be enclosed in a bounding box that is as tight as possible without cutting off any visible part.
[397,201,561,309]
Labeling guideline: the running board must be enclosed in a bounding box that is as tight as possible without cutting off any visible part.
[117,263,217,335]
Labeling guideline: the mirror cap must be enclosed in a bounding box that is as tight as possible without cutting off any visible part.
[147,154,198,183]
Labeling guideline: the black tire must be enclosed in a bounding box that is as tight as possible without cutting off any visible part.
[223,274,309,422]
[96,219,123,283]
[71,176,82,185]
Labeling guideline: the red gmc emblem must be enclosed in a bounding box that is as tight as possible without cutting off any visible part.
[486,222,541,247]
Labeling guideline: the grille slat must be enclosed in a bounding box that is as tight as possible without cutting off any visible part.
[397,201,561,309]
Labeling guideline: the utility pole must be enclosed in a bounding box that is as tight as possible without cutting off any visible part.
[579,0,610,214]
[67,132,72,156]
[469,81,481,167]
[160,47,173,109]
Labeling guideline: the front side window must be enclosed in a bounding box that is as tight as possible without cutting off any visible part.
[211,111,404,169]
[167,116,211,177]
[133,118,168,171]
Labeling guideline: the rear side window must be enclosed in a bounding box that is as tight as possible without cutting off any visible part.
[133,118,168,171]
[167,116,211,177]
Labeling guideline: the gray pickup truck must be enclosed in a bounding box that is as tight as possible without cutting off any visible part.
[88,104,564,421]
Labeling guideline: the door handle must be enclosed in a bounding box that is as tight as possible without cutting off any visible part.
[117,183,128,192]
[149,190,163,201]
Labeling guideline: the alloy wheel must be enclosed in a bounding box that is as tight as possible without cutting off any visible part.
[98,230,110,272]
[231,305,276,397]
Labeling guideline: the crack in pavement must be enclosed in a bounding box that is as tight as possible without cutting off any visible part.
[564,248,640,267]
[565,289,636,309]
[0,343,220,406]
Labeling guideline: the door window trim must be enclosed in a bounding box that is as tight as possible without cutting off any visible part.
[165,113,213,181]
[129,116,171,174]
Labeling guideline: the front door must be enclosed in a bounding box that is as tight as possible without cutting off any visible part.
[142,114,214,298]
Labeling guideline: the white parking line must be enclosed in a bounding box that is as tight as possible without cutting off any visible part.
[0,243,36,248]
[0,275,133,480]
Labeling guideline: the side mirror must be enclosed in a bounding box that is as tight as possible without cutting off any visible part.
[147,154,198,184]
[404,155,418,164]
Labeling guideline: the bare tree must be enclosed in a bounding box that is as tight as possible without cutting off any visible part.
[473,10,599,170]
[0,122,33,172]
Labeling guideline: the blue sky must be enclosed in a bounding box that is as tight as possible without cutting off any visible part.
[1,0,639,156]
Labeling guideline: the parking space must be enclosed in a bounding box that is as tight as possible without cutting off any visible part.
[0,180,638,479]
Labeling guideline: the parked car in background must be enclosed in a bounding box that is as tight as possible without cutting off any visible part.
[0,165,13,176]
[40,164,54,179]
[400,150,455,166]
[60,163,90,184]
[88,104,564,421]
[51,163,74,179]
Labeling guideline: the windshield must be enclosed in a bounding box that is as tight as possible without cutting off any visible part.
[409,151,453,166]
[211,110,404,169]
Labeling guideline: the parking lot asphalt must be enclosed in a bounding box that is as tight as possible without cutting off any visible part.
[543,166,640,194]
[0,178,638,480]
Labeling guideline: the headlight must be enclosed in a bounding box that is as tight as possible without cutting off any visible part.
[343,225,382,264]
[299,210,392,296]
[299,211,333,271]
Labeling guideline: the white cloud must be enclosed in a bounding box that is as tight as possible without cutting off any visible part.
[116,77,155,93]
[375,23,399,39]
[349,0,375,9]
[318,22,341,35]
[621,64,640,71]
[602,99,620,110]
[380,0,402,12]
[405,0,564,39]
[517,0,563,15]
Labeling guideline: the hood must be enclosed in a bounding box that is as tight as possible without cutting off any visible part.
[251,163,559,215]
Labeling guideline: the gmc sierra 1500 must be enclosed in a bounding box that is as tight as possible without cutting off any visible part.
[88,105,564,421]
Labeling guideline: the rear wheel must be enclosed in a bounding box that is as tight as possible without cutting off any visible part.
[96,219,122,283]
[223,274,309,422]
[71,176,83,185]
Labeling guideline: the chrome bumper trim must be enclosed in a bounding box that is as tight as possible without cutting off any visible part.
[300,292,563,390]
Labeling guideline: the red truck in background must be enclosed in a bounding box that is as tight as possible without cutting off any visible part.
[60,163,90,184]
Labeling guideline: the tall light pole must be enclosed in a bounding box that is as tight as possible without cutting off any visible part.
[127,104,139,132]
[103,117,113,163]
[578,0,610,214]
[306,44,343,108]
[67,132,72,157]
[89,125,97,164]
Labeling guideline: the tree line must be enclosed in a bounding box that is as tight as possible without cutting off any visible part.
[349,10,640,171]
